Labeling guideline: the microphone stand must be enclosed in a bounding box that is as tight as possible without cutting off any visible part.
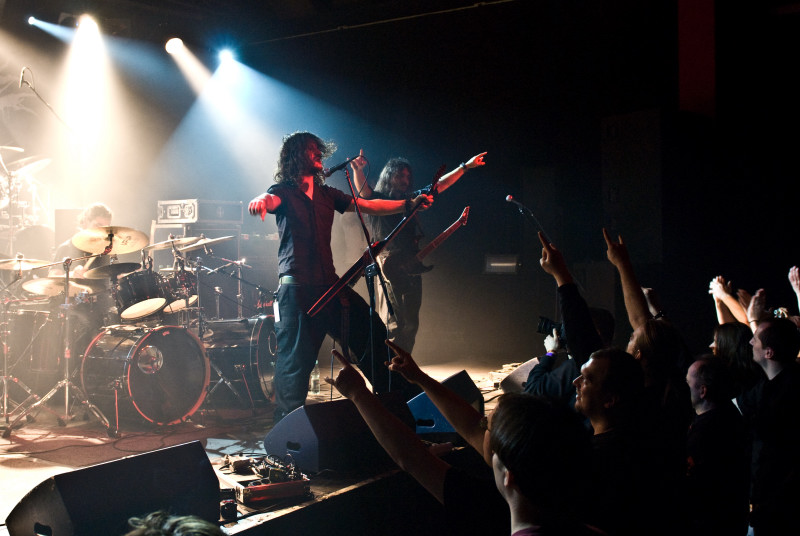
[308,170,435,394]
[20,69,76,135]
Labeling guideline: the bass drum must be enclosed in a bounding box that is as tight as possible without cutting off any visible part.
[81,325,209,426]
[202,315,276,405]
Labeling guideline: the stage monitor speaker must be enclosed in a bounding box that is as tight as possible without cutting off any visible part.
[500,357,538,394]
[263,393,414,474]
[6,441,220,536]
[407,370,483,439]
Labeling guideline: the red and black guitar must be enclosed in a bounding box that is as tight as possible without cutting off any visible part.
[381,206,470,281]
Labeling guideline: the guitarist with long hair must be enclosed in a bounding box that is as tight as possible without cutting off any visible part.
[351,150,486,353]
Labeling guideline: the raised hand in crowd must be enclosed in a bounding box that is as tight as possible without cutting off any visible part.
[708,275,748,324]
[747,288,771,333]
[385,340,487,456]
[603,228,651,330]
[789,266,800,314]
[538,231,573,287]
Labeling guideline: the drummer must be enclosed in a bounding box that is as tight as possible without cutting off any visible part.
[49,202,113,277]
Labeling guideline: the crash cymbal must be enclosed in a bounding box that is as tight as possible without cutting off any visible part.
[143,236,200,252]
[178,235,235,253]
[22,276,95,297]
[0,257,52,270]
[71,226,149,255]
[83,262,141,279]
[5,155,51,176]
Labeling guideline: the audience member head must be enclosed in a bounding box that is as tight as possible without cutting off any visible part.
[712,322,762,395]
[489,393,591,519]
[374,157,413,198]
[686,355,735,414]
[572,347,645,433]
[751,317,800,376]
[77,202,112,230]
[123,511,224,536]
[628,318,691,386]
[588,306,615,348]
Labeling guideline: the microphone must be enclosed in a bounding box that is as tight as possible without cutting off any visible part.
[323,155,359,177]
[19,67,26,89]
[505,195,527,210]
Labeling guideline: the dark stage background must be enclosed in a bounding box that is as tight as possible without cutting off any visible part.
[1,0,798,365]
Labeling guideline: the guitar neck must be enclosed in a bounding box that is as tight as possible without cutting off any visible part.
[417,210,467,261]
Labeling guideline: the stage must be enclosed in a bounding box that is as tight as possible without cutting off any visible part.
[0,360,508,535]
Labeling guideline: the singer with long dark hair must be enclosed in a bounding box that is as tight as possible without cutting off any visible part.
[248,131,433,423]
[351,150,486,353]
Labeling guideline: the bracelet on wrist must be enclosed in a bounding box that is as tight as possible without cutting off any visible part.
[459,162,467,172]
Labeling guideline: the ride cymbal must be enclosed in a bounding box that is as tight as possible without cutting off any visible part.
[71,226,149,255]
[143,236,200,251]
[5,155,52,176]
[178,235,235,253]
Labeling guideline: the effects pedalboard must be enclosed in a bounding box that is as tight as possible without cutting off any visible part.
[216,454,310,504]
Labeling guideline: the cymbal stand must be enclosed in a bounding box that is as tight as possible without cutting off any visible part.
[3,257,114,438]
[0,292,37,425]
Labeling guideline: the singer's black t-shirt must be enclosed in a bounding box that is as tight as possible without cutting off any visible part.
[268,182,352,286]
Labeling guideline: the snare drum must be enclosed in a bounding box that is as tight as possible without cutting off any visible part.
[115,271,168,320]
[202,315,276,405]
[163,270,198,313]
[81,324,209,425]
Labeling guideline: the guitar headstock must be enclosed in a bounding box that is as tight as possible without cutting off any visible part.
[428,164,447,197]
[459,206,470,225]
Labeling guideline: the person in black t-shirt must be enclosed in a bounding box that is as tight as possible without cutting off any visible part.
[248,132,432,422]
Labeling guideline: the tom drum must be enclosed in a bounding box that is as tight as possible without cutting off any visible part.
[114,271,168,320]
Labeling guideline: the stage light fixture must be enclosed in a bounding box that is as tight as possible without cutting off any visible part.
[165,37,184,54]
[78,14,99,32]
[219,49,235,63]
[27,16,36,25]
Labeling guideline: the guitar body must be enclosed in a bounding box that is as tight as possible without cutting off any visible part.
[380,206,469,282]
[381,253,433,281]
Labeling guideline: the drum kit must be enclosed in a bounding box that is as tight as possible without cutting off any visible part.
[0,211,276,438]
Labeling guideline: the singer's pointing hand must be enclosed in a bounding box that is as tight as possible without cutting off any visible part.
[248,194,268,221]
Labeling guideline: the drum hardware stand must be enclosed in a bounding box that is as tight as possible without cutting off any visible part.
[205,358,254,413]
[3,256,115,439]
[0,294,40,426]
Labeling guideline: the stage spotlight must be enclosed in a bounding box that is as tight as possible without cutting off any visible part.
[27,16,36,25]
[219,49,235,63]
[165,37,184,54]
[78,14,99,32]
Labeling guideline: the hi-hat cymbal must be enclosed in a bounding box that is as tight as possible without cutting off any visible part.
[0,257,52,270]
[143,236,200,252]
[178,235,235,253]
[22,276,96,297]
[83,262,141,280]
[5,155,51,176]
[72,226,149,255]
